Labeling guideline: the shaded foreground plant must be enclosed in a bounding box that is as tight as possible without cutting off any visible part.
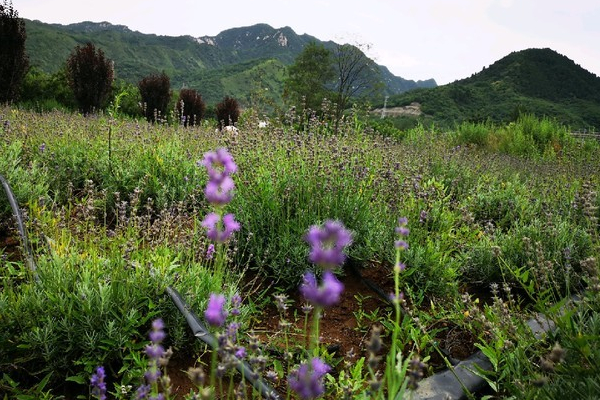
[66,42,114,114]
[0,0,29,103]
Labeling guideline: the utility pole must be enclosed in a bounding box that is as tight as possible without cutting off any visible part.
[381,95,389,119]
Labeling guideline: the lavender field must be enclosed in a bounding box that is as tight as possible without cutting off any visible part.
[1,106,599,399]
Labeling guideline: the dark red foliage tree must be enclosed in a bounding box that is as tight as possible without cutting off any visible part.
[0,0,29,103]
[138,72,171,123]
[215,96,240,130]
[66,42,114,114]
[176,88,206,127]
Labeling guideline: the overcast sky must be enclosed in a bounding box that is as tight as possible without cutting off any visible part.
[15,0,600,85]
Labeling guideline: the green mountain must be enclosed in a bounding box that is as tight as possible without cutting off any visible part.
[23,19,436,105]
[386,48,600,129]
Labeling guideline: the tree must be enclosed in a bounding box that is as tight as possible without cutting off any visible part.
[283,42,335,112]
[66,42,114,114]
[331,43,383,128]
[0,0,29,103]
[138,72,171,123]
[176,88,206,127]
[284,41,383,131]
[215,96,240,129]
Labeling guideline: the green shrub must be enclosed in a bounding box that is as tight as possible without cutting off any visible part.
[0,140,49,217]
[0,205,239,391]
[452,121,492,146]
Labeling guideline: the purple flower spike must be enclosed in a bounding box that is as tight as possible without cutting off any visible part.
[135,384,150,400]
[204,175,235,205]
[288,357,331,400]
[305,220,352,268]
[395,217,410,237]
[201,148,237,181]
[235,346,246,359]
[90,366,107,400]
[202,212,240,243]
[395,240,409,250]
[206,243,215,260]
[230,293,242,316]
[145,343,165,360]
[300,270,344,307]
[149,319,165,344]
[205,293,228,327]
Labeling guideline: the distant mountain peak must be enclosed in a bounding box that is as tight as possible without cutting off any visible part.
[60,20,132,33]
[194,24,292,48]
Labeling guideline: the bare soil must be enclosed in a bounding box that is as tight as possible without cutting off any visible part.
[166,261,477,398]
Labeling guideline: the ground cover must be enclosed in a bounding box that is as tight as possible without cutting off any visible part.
[1,106,599,399]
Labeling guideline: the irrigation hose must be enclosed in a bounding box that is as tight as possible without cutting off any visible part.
[166,286,282,399]
[0,173,37,280]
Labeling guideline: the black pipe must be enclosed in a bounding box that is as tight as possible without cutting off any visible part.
[0,173,37,279]
[166,286,282,399]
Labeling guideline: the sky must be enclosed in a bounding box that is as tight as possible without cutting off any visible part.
[14,0,600,85]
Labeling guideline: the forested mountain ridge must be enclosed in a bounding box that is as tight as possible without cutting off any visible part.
[386,48,600,129]
[23,19,436,105]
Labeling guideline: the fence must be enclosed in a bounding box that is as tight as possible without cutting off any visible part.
[571,131,600,141]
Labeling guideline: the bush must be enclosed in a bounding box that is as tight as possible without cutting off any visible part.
[66,43,114,114]
[0,0,29,103]
[138,72,171,123]
[176,88,206,127]
[453,121,492,147]
[215,96,240,129]
[19,67,76,111]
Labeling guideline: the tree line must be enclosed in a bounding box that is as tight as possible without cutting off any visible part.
[1,0,382,128]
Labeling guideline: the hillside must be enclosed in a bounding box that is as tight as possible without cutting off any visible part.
[386,48,600,129]
[23,19,436,105]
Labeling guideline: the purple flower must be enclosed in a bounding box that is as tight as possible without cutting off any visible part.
[39,143,46,153]
[205,293,227,327]
[419,210,428,223]
[394,262,406,273]
[288,357,331,399]
[230,293,242,316]
[90,366,107,400]
[145,318,166,361]
[135,384,150,400]
[206,243,215,260]
[201,148,237,182]
[144,368,161,383]
[305,220,352,268]
[300,270,344,307]
[201,212,240,242]
[395,217,410,237]
[145,343,165,360]
[204,175,235,205]
[227,322,240,342]
[395,240,409,250]
[235,346,246,359]
[149,319,165,344]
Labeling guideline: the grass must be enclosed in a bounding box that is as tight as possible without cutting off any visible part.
[0,105,599,399]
